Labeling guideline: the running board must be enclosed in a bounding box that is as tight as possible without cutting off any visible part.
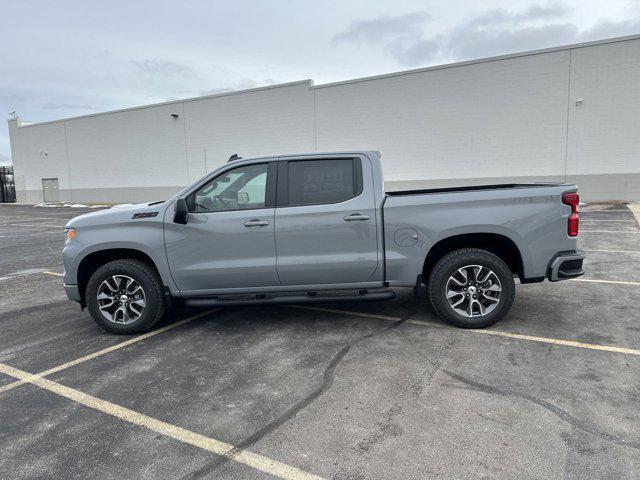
[183,290,396,308]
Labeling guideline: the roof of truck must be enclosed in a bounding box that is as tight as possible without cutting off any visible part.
[228,150,381,163]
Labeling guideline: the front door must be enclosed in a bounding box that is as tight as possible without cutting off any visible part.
[274,157,381,286]
[42,178,60,203]
[164,161,279,294]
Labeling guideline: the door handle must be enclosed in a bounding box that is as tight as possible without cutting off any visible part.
[344,213,371,221]
[243,219,270,227]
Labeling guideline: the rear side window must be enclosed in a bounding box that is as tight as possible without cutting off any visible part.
[284,159,361,206]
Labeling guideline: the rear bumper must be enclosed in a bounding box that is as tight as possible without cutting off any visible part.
[64,283,81,302]
[547,249,585,282]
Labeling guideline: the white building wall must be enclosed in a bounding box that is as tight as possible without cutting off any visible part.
[64,102,188,202]
[8,35,640,203]
[183,81,315,183]
[8,119,71,200]
[565,38,640,199]
[314,50,570,184]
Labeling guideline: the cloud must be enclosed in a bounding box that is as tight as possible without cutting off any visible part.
[0,151,11,166]
[332,11,429,44]
[340,2,640,67]
[445,23,579,61]
[387,38,441,67]
[467,2,571,28]
[199,78,279,96]
[132,59,199,79]
[580,18,640,39]
[42,102,100,110]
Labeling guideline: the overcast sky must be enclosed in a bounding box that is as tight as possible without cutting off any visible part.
[2,0,639,165]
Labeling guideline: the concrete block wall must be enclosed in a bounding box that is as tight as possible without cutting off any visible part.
[314,50,571,183]
[8,36,640,204]
[565,39,640,201]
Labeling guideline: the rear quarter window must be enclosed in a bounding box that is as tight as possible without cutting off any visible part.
[287,159,360,206]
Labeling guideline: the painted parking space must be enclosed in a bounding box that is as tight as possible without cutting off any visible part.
[0,301,217,376]
[244,325,640,480]
[0,384,275,480]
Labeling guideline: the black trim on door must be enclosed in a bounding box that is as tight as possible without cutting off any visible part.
[265,161,278,207]
[276,160,289,207]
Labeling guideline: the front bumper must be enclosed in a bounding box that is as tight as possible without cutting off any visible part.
[548,249,585,282]
[64,283,81,302]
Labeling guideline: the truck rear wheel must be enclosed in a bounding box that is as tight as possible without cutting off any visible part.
[428,248,515,328]
[86,259,166,334]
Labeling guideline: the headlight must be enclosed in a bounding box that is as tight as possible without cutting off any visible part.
[65,227,76,245]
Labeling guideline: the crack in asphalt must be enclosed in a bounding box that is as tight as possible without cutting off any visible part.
[354,332,456,456]
[185,305,416,480]
[442,370,640,452]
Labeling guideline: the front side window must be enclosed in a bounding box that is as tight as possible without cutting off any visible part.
[189,163,268,212]
[288,159,357,206]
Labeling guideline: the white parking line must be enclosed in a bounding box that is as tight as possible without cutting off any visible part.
[43,271,63,277]
[292,306,640,356]
[0,362,324,480]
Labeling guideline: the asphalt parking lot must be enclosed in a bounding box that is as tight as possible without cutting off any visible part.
[1,203,639,480]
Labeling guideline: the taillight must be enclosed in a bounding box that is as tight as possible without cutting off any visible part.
[562,192,579,237]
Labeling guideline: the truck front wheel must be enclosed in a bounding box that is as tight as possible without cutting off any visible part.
[428,248,515,328]
[85,259,166,334]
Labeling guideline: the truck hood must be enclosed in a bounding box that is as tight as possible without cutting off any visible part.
[66,202,167,228]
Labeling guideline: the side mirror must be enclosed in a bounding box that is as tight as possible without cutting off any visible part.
[173,197,188,224]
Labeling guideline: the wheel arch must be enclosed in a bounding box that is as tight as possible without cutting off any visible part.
[77,248,163,307]
[422,232,524,283]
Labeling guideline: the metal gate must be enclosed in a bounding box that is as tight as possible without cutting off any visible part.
[0,166,16,203]
[42,178,60,203]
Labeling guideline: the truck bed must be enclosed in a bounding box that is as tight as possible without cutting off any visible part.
[381,180,578,285]
[385,183,567,196]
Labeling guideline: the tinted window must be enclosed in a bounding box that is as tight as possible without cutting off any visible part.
[190,163,268,212]
[288,159,357,206]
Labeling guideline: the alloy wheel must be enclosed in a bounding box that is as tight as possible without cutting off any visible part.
[96,275,146,324]
[445,265,502,317]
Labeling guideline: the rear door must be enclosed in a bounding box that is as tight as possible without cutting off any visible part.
[274,156,381,287]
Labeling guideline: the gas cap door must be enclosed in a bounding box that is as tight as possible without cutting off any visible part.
[394,228,418,247]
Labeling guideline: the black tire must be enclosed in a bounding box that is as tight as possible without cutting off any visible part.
[86,259,166,334]
[428,248,515,328]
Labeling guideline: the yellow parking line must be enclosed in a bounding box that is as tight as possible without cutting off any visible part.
[581,230,639,234]
[0,310,216,394]
[581,219,636,223]
[292,306,414,324]
[292,306,640,357]
[5,224,67,228]
[581,209,630,213]
[570,278,640,286]
[0,362,324,480]
[42,271,63,277]
[584,249,640,254]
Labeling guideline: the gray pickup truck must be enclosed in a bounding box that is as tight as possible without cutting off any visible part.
[63,151,584,334]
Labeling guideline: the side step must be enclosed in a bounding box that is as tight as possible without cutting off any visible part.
[184,289,396,308]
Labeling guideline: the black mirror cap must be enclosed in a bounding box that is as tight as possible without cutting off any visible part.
[173,197,188,224]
